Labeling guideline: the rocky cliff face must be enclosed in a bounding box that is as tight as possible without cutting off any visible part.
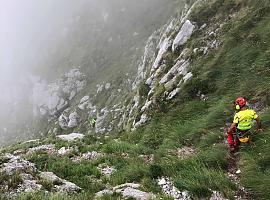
[26,0,225,138]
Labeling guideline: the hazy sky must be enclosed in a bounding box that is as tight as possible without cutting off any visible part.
[1,0,79,77]
[0,0,178,144]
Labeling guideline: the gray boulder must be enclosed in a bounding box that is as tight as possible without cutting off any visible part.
[56,133,85,142]
[172,20,195,52]
[122,187,156,200]
[67,111,79,128]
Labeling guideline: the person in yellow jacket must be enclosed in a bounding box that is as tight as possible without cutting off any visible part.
[227,97,262,152]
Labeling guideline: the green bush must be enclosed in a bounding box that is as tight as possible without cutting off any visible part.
[138,81,150,97]
[149,164,164,179]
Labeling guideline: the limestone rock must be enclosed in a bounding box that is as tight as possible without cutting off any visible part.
[56,133,85,142]
[58,113,69,129]
[13,180,42,194]
[172,20,195,52]
[98,165,116,176]
[152,38,172,73]
[122,187,156,200]
[95,108,109,133]
[132,29,163,90]
[40,171,82,193]
[158,177,191,200]
[95,183,155,200]
[167,88,181,100]
[78,96,90,110]
[40,172,62,184]
[183,72,193,83]
[95,189,114,197]
[32,68,86,116]
[58,147,76,156]
[160,60,189,85]
[27,144,55,155]
[210,191,228,200]
[55,180,82,193]
[1,154,37,175]
[141,100,152,113]
[113,183,141,190]
[138,154,154,164]
[105,83,111,89]
[67,111,79,128]
[134,114,149,128]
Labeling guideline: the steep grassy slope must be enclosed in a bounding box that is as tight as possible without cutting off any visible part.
[1,0,270,199]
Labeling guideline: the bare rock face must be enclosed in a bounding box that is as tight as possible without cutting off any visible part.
[78,96,90,110]
[58,147,77,156]
[132,28,166,90]
[160,60,189,85]
[122,187,155,200]
[158,177,191,200]
[151,38,173,74]
[11,180,42,195]
[0,154,43,196]
[183,72,193,83]
[133,114,149,129]
[40,171,82,193]
[95,189,114,197]
[27,144,55,155]
[172,20,195,52]
[56,133,85,142]
[95,108,109,134]
[58,109,82,130]
[1,154,37,175]
[210,191,229,200]
[167,88,181,100]
[97,164,116,177]
[40,172,62,184]
[95,183,156,200]
[58,113,69,129]
[67,111,79,128]
[32,68,86,116]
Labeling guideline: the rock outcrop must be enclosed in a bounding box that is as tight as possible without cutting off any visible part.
[0,154,81,196]
[32,68,86,117]
[56,133,85,142]
[158,177,191,200]
[95,183,156,200]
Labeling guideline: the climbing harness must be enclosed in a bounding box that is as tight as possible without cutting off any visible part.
[235,130,250,143]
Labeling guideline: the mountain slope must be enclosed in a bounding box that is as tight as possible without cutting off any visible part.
[1,0,270,199]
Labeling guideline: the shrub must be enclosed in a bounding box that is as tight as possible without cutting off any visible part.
[149,164,164,179]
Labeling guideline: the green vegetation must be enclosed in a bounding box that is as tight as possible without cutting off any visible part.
[1,0,270,199]
[0,171,23,193]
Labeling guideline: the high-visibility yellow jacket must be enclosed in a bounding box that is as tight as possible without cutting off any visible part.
[233,109,258,130]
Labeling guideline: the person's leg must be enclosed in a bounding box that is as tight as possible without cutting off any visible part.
[227,127,237,152]
[234,136,240,152]
[227,133,234,147]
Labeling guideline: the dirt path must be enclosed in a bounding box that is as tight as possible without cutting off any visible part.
[224,125,253,200]
[227,151,253,200]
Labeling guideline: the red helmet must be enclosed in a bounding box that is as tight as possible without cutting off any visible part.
[235,97,246,107]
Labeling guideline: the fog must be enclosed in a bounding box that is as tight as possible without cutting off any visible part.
[0,0,178,144]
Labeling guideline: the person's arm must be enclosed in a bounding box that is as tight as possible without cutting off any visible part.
[228,123,237,134]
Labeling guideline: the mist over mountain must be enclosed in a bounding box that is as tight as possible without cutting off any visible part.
[0,0,179,144]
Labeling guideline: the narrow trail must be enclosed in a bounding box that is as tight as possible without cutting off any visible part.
[228,151,252,200]
[223,126,253,200]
